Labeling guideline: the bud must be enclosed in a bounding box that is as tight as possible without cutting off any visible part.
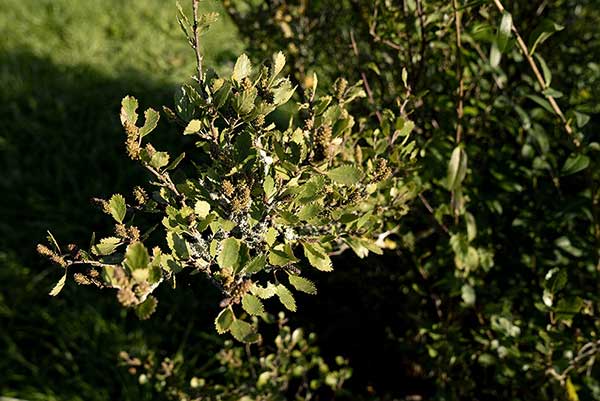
[133,186,148,206]
[334,77,348,100]
[222,180,235,198]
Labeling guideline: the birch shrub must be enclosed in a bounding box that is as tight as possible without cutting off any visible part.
[37,6,418,344]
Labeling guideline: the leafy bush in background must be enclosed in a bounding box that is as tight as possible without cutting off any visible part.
[223,0,600,399]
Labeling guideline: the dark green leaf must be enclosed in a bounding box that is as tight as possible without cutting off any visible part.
[561,154,590,176]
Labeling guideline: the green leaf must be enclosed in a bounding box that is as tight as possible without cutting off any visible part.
[109,194,127,223]
[184,119,202,135]
[167,232,190,259]
[555,296,583,327]
[215,308,234,334]
[297,203,322,221]
[270,51,286,82]
[217,238,240,269]
[574,111,590,128]
[242,293,265,316]
[566,377,580,401]
[139,109,160,137]
[92,237,122,256]
[232,53,251,82]
[272,80,295,105]
[465,212,477,242]
[561,154,590,176]
[165,152,185,171]
[135,296,157,320]
[120,96,138,125]
[125,242,150,270]
[275,284,297,312]
[534,54,552,88]
[303,242,332,271]
[194,200,211,218]
[325,165,363,186]
[446,146,468,190]
[461,284,476,306]
[240,255,266,276]
[497,11,512,52]
[149,151,170,170]
[251,282,277,299]
[268,243,298,266]
[230,319,260,343]
[232,87,257,115]
[49,273,67,296]
[528,19,564,56]
[264,227,278,247]
[490,41,501,68]
[263,175,276,199]
[288,275,317,295]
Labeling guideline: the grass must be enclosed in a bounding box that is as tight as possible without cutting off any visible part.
[0,1,241,399]
[0,0,243,257]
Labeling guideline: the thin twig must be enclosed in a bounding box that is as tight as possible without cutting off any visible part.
[418,193,450,235]
[192,0,203,83]
[491,0,577,145]
[451,0,465,224]
[350,30,383,123]
[413,0,427,85]
[452,0,464,144]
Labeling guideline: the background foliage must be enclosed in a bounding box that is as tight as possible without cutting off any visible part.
[2,0,600,400]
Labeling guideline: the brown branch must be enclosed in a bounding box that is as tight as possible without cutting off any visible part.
[491,0,577,146]
[192,0,203,83]
[413,0,427,85]
[418,193,450,235]
[350,30,383,124]
[452,0,464,144]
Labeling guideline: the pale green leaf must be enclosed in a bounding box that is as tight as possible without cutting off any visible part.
[230,319,260,343]
[275,284,297,312]
[135,296,157,320]
[184,119,202,135]
[167,232,190,259]
[303,242,332,271]
[288,275,317,295]
[446,146,468,190]
[49,273,67,296]
[232,53,251,82]
[497,11,512,52]
[109,194,127,223]
[217,238,240,268]
[92,237,122,256]
[325,165,363,186]
[240,255,266,276]
[215,308,234,334]
[139,109,160,137]
[271,51,286,81]
[251,282,277,299]
[268,243,298,266]
[194,200,211,218]
[149,151,170,170]
[242,293,265,316]
[120,96,138,125]
[125,242,150,270]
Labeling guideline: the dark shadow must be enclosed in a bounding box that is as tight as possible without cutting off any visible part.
[0,49,222,401]
[295,251,435,400]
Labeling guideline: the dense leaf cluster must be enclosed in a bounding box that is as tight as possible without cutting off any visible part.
[223,0,600,399]
[38,9,417,346]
